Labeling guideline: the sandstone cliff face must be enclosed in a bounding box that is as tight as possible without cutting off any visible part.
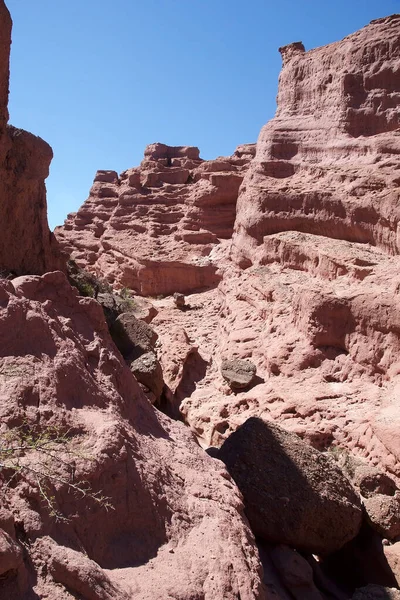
[55,15,400,480]
[232,14,400,264]
[0,1,61,276]
[0,4,268,599]
[56,142,255,295]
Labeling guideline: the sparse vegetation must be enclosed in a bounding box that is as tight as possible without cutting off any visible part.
[67,259,111,298]
[117,287,136,311]
[0,423,113,522]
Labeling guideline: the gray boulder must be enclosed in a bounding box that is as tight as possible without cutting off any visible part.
[221,359,256,390]
[110,313,158,360]
[216,417,362,555]
[352,585,400,599]
[130,352,164,403]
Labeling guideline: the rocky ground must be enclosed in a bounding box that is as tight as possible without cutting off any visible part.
[1,2,400,598]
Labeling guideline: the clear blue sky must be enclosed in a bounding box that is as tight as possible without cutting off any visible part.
[6,0,400,229]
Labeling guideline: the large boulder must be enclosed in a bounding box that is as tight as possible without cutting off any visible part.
[110,312,158,359]
[217,417,362,555]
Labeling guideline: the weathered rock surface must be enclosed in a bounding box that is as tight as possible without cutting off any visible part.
[0,272,266,600]
[130,351,164,403]
[0,1,62,276]
[232,15,400,266]
[55,143,255,296]
[110,312,158,359]
[54,16,400,495]
[384,542,400,586]
[364,493,400,539]
[269,545,324,600]
[216,417,362,555]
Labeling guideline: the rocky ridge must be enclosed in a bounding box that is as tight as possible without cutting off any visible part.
[56,142,255,296]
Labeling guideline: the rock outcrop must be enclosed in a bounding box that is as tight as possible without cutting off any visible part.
[0,4,268,599]
[148,15,400,491]
[55,142,255,296]
[55,17,400,487]
[0,2,62,276]
[0,272,265,600]
[232,14,400,265]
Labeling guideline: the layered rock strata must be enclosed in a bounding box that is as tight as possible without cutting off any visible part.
[47,12,400,598]
[232,14,400,265]
[151,15,400,484]
[56,16,400,484]
[0,4,269,599]
[56,142,255,295]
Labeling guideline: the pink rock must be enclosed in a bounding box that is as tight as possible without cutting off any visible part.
[232,15,400,265]
[0,529,23,576]
[0,271,265,599]
[55,143,254,296]
[364,493,400,540]
[383,542,400,586]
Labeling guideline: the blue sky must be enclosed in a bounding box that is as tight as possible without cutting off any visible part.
[6,0,400,229]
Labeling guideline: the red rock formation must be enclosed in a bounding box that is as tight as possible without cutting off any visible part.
[147,16,400,490]
[232,15,400,264]
[0,3,270,598]
[55,7,400,490]
[46,12,400,596]
[0,272,265,599]
[56,142,255,295]
[0,1,62,276]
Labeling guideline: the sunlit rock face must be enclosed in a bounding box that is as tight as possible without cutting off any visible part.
[148,16,400,492]
[56,17,400,486]
[0,1,62,276]
[0,271,265,600]
[232,14,400,266]
[55,142,255,296]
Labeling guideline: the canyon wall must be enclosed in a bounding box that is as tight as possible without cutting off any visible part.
[0,2,62,276]
[232,14,400,265]
[56,15,400,481]
[8,7,400,599]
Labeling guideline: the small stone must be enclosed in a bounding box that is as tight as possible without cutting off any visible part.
[173,293,186,309]
[221,359,256,390]
[130,351,164,403]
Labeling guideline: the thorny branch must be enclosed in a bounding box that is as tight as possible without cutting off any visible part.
[0,424,114,521]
